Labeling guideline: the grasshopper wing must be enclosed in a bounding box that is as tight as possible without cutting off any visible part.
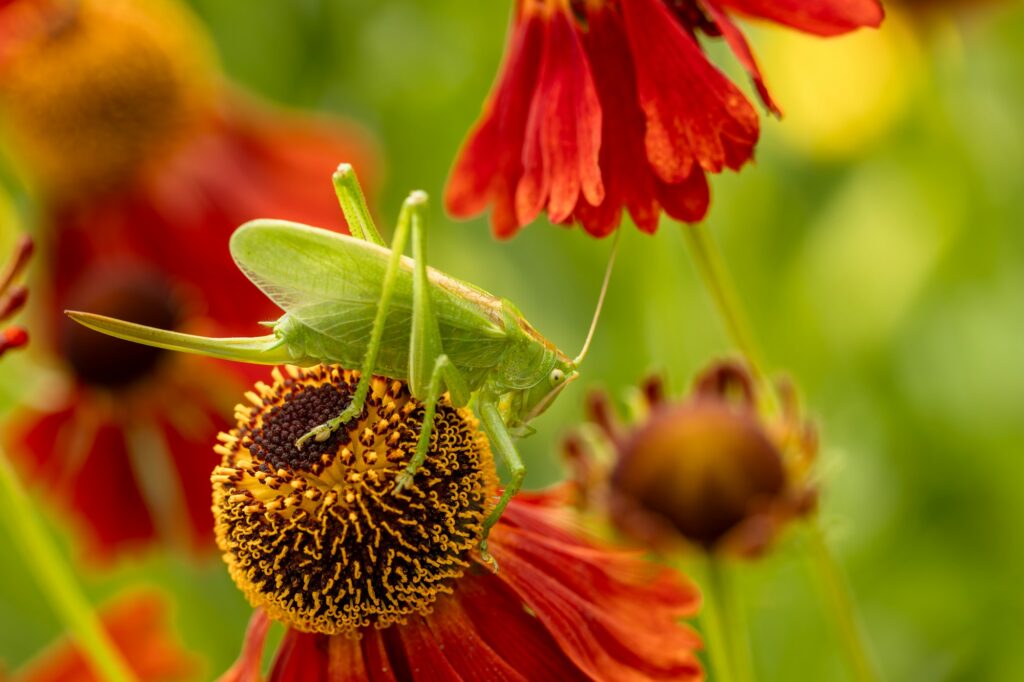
[229,221,507,377]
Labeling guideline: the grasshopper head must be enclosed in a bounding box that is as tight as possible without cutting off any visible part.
[513,355,579,430]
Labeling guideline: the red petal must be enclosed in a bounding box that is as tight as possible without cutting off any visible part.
[154,388,231,552]
[359,629,399,682]
[423,596,529,682]
[716,0,884,36]
[656,168,710,225]
[487,490,703,681]
[270,632,331,682]
[515,9,604,226]
[445,13,544,238]
[392,618,462,682]
[220,610,271,682]
[452,573,586,680]
[620,0,759,182]
[576,3,711,234]
[6,400,157,560]
[4,360,239,559]
[701,1,782,116]
[490,542,702,681]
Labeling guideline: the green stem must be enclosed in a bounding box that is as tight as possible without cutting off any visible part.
[714,559,756,682]
[681,223,765,384]
[0,452,136,682]
[680,221,880,681]
[806,522,881,682]
[701,556,738,682]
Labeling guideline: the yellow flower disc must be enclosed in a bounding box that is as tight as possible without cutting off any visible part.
[213,366,496,635]
[0,0,218,199]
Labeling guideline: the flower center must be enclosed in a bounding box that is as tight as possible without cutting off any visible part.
[213,366,495,635]
[0,0,217,199]
[614,402,785,549]
[59,269,182,389]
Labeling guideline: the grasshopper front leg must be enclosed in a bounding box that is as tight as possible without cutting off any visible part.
[295,191,417,449]
[394,353,470,491]
[477,394,526,571]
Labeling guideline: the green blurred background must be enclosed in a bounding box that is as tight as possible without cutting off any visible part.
[1,1,1023,679]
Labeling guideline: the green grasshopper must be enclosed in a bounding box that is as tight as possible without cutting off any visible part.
[68,164,615,554]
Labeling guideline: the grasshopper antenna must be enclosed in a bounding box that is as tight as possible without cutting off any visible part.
[574,229,621,365]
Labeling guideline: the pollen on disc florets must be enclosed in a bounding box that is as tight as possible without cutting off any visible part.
[0,0,217,199]
[212,365,496,636]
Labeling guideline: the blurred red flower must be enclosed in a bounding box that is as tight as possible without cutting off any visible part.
[446,0,883,238]
[7,590,198,682]
[222,488,703,682]
[0,0,377,560]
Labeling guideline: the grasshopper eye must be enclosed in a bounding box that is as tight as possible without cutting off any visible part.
[549,369,566,385]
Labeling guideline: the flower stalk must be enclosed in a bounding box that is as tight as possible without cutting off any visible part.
[699,556,737,682]
[0,451,137,682]
[806,523,882,682]
[681,223,765,385]
[680,219,880,681]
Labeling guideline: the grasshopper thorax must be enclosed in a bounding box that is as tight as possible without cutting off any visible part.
[495,301,578,429]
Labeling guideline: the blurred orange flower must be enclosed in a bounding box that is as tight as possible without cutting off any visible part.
[6,590,198,682]
[446,0,883,238]
[0,0,377,560]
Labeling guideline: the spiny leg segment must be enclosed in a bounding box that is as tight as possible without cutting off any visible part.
[295,168,410,449]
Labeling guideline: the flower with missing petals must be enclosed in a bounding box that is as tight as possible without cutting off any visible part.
[0,0,377,559]
[565,361,817,557]
[5,590,198,682]
[217,366,704,681]
[446,0,883,238]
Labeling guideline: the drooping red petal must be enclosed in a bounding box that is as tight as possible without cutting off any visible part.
[391,621,462,682]
[514,8,604,226]
[359,629,399,682]
[576,3,711,234]
[486,490,702,681]
[620,0,759,182]
[445,12,544,238]
[220,610,272,682]
[13,590,198,682]
[451,573,587,680]
[701,1,782,116]
[270,631,331,682]
[715,0,884,37]
[422,594,530,681]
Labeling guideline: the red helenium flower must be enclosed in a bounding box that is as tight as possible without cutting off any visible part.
[447,0,883,238]
[0,0,377,560]
[210,367,702,681]
[222,489,703,682]
[7,590,199,682]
